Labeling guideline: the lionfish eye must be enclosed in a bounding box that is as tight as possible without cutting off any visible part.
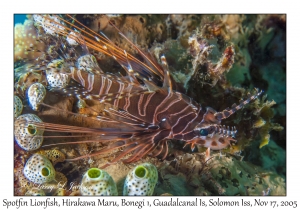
[199,129,208,136]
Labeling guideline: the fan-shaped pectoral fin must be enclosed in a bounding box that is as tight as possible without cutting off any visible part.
[205,147,211,162]
[184,137,207,152]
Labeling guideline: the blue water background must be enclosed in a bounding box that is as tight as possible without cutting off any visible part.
[14,14,27,25]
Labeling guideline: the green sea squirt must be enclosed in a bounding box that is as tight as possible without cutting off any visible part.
[23,153,56,184]
[123,163,158,196]
[14,114,44,151]
[80,168,118,195]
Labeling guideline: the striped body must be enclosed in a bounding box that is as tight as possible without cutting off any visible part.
[108,89,204,139]
[70,68,145,99]
[68,66,243,156]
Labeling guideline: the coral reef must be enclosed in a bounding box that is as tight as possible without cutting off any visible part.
[14,18,45,65]
[37,149,66,165]
[208,153,286,195]
[244,139,286,178]
[166,15,201,38]
[157,153,285,196]
[13,14,285,196]
[33,14,66,36]
[252,95,284,148]
[187,32,235,87]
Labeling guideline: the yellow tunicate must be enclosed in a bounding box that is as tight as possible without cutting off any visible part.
[253,117,266,128]
[259,134,270,149]
[37,149,66,165]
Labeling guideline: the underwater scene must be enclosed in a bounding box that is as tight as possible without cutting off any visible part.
[14,14,286,196]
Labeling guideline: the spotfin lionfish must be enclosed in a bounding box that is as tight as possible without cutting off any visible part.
[14,14,262,168]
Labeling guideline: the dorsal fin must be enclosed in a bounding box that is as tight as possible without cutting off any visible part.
[40,15,163,85]
[98,32,138,83]
[108,19,164,79]
[161,55,172,92]
[99,29,162,84]
[122,49,140,84]
[143,78,160,92]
